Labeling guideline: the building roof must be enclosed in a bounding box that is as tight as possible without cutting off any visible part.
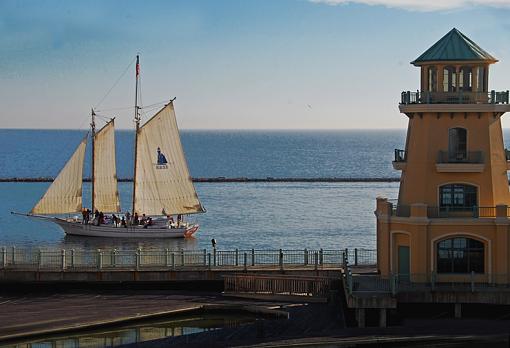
[412,28,497,65]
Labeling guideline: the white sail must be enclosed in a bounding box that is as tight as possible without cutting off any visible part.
[134,102,204,215]
[93,119,120,213]
[31,136,87,215]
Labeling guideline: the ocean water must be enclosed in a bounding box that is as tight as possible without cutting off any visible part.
[8,128,510,251]
[0,129,408,179]
[0,181,399,250]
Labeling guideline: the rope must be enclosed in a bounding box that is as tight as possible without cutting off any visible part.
[94,56,137,109]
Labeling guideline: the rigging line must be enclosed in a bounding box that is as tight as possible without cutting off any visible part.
[94,56,137,109]
[94,114,113,122]
[140,100,171,109]
[95,105,134,113]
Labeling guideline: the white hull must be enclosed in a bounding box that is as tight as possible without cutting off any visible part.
[54,219,199,238]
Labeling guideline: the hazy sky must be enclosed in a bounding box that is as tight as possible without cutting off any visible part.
[1,0,510,130]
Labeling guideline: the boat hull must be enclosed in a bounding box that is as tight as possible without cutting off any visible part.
[53,220,199,238]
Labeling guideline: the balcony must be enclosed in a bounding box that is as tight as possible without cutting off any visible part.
[436,151,484,173]
[392,149,406,170]
[391,205,497,219]
[401,90,509,105]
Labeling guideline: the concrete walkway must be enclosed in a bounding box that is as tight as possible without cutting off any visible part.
[0,291,204,340]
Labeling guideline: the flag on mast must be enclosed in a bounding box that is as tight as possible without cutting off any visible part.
[136,55,140,77]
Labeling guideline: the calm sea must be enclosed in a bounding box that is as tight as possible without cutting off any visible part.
[0,129,407,179]
[1,129,508,251]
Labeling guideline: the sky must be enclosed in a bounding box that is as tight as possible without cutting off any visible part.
[1,0,510,130]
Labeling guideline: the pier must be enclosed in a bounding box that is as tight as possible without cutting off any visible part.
[0,247,375,283]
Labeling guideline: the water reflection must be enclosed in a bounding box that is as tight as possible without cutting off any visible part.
[2,314,259,348]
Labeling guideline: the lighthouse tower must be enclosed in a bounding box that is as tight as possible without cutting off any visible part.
[376,28,510,283]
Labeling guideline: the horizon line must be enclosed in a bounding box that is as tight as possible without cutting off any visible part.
[0,127,410,131]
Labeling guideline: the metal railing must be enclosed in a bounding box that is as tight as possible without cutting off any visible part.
[391,205,497,218]
[394,149,406,162]
[0,247,377,271]
[437,150,483,164]
[223,274,332,299]
[391,205,411,218]
[427,206,496,218]
[344,270,510,296]
[400,90,510,105]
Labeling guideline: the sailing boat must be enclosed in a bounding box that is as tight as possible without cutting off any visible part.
[15,56,204,238]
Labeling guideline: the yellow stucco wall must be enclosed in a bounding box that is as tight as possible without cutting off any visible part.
[398,112,510,207]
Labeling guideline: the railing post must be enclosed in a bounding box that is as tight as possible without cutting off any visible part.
[203,249,207,266]
[208,252,211,270]
[179,249,183,266]
[279,249,284,271]
[71,249,75,269]
[251,248,255,266]
[244,252,248,272]
[471,271,475,293]
[1,247,6,268]
[165,248,170,267]
[390,273,397,296]
[348,270,353,295]
[431,271,436,291]
[304,249,308,265]
[38,249,42,269]
[344,248,348,265]
[235,248,239,266]
[213,248,217,266]
[136,248,141,270]
[314,252,318,271]
[319,248,323,265]
[112,249,117,267]
[61,249,66,270]
[171,252,175,270]
[354,248,358,266]
[12,246,15,266]
[491,90,496,104]
[97,249,102,270]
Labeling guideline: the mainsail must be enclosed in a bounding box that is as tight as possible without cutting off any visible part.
[133,101,204,215]
[93,119,120,213]
[31,136,87,215]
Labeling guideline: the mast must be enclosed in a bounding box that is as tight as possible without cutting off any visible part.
[131,54,141,215]
[91,108,96,213]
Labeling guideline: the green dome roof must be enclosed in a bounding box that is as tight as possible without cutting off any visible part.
[412,28,497,65]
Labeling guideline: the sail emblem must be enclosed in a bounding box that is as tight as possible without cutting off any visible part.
[156,147,168,169]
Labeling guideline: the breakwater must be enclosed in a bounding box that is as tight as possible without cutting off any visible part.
[0,177,401,183]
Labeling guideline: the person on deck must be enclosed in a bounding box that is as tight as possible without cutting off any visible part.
[167,215,175,228]
[133,212,139,225]
[82,209,87,224]
[125,212,131,226]
[121,216,127,228]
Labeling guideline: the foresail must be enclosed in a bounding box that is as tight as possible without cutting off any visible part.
[93,119,120,212]
[134,102,204,215]
[31,136,87,215]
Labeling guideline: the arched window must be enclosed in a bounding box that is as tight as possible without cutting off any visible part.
[443,66,456,92]
[459,66,472,91]
[439,184,477,210]
[428,66,437,92]
[448,127,467,160]
[437,237,484,273]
